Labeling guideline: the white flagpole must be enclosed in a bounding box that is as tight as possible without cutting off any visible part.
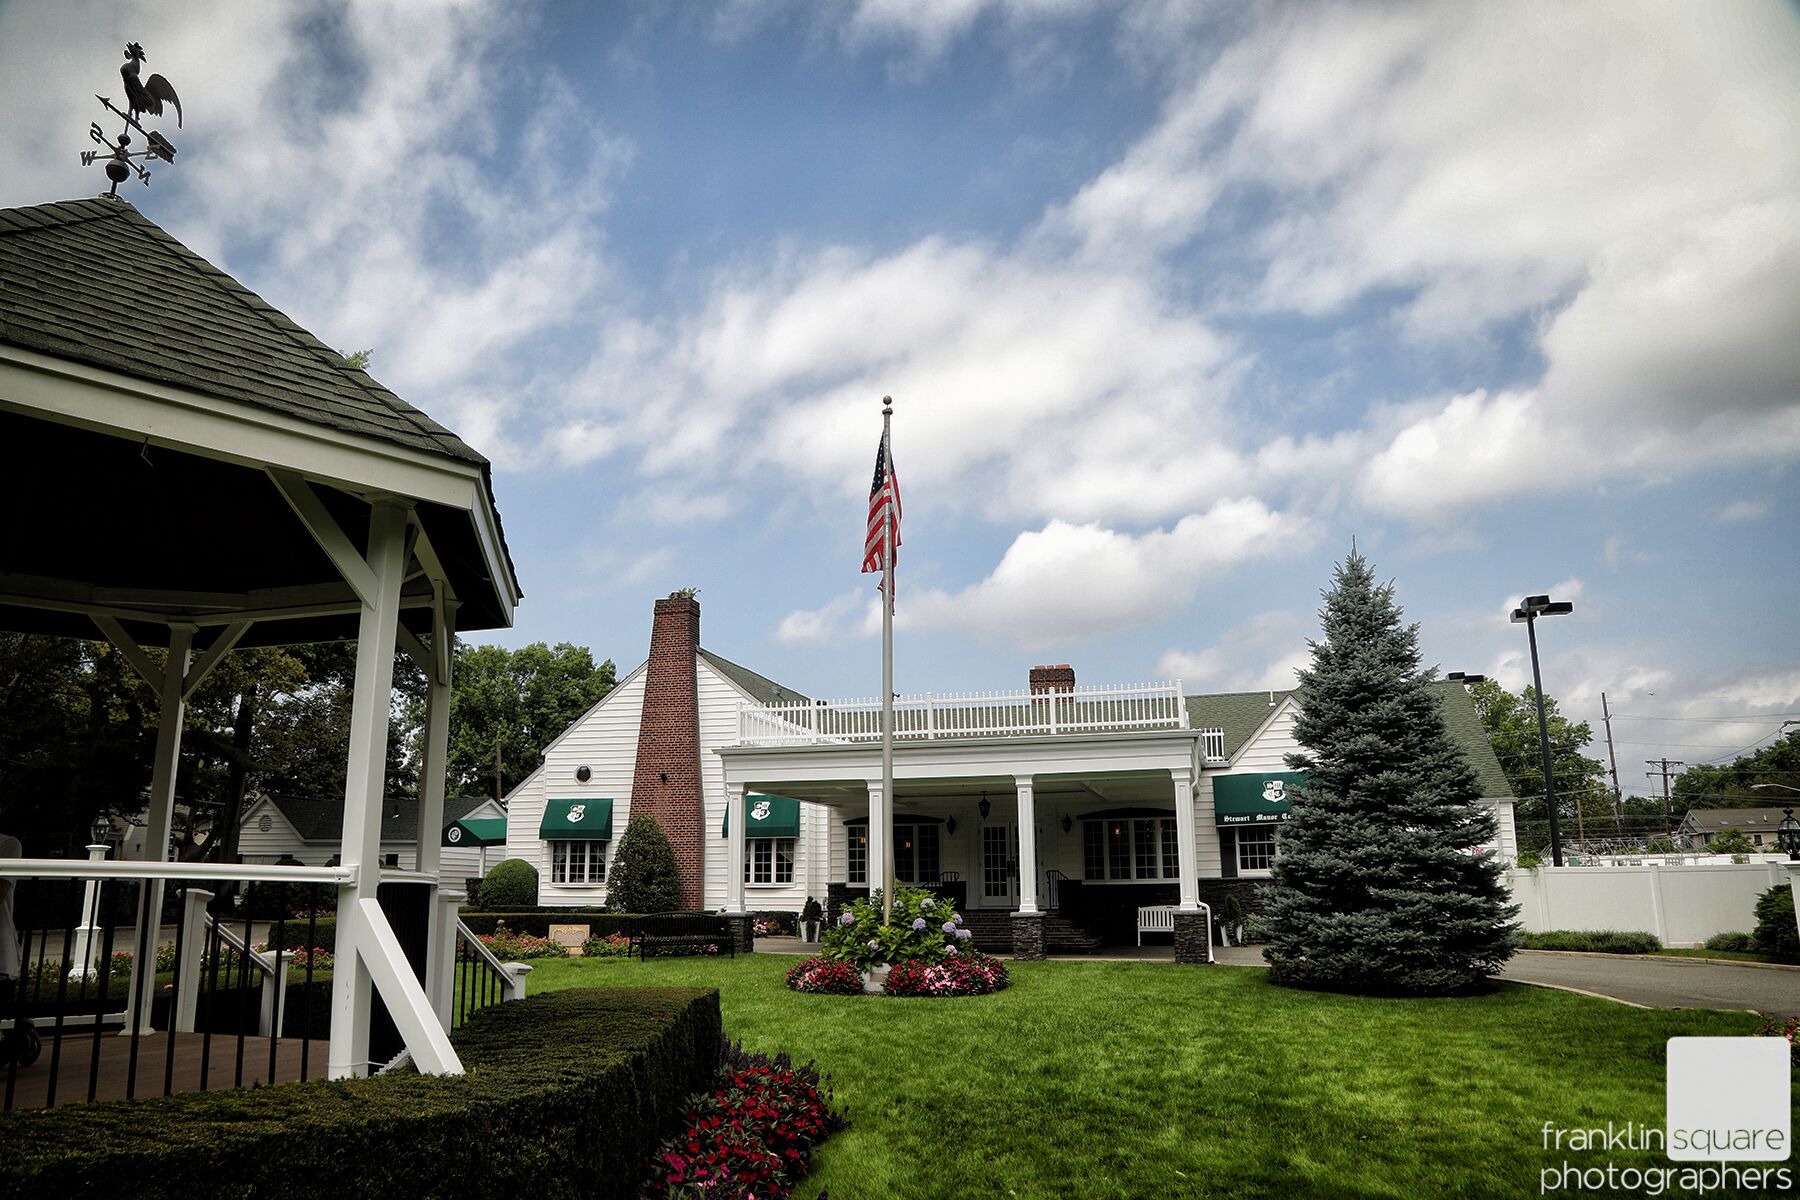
[880,395,896,926]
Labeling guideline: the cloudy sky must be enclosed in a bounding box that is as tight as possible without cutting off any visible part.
[3,1,1797,796]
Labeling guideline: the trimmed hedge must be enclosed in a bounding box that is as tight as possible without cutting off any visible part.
[0,987,722,1200]
[457,911,640,938]
[1515,930,1663,955]
[480,858,539,908]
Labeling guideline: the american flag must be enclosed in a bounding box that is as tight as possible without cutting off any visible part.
[861,435,901,582]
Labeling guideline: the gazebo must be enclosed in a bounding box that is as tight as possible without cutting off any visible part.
[0,196,521,1079]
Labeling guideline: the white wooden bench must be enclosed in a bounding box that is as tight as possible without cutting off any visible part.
[1136,905,1175,945]
[1137,903,1215,962]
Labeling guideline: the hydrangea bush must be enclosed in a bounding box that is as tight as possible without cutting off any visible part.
[819,886,973,971]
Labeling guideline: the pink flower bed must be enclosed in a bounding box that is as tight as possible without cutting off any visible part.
[784,958,862,995]
[882,951,1008,997]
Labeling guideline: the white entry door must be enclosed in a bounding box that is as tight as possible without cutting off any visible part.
[980,823,1017,908]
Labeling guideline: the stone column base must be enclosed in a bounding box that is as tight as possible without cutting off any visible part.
[1174,910,1213,964]
[722,913,755,955]
[1011,912,1045,961]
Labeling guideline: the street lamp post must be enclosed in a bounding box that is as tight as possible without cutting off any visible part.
[1511,594,1574,867]
[68,814,112,981]
[1749,787,1800,864]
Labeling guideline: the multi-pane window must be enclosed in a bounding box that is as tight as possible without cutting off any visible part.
[1237,827,1278,873]
[1084,818,1181,881]
[745,837,796,885]
[550,840,607,885]
[847,828,868,884]
[895,823,941,882]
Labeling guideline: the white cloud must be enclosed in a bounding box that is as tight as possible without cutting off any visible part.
[1157,610,1311,693]
[1715,500,1770,524]
[776,592,874,645]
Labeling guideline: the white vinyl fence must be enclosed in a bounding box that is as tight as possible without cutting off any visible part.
[1506,862,1792,947]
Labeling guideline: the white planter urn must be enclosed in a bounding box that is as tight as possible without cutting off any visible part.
[861,964,891,994]
[801,920,820,942]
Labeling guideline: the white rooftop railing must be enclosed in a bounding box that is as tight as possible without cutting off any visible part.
[737,680,1223,751]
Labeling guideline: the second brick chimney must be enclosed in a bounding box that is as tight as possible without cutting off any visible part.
[632,593,705,911]
[1029,664,1076,693]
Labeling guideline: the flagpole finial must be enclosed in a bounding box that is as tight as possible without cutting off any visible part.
[882,394,893,416]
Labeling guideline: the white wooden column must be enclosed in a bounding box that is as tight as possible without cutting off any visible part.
[412,593,456,881]
[1015,774,1039,915]
[866,779,889,903]
[330,500,409,1079]
[1173,766,1199,911]
[123,622,193,1034]
[725,781,747,913]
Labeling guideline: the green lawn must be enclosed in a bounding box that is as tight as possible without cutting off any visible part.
[525,955,1772,1199]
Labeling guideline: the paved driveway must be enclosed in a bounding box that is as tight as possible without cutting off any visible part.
[1215,946,1796,1017]
[1499,952,1798,1018]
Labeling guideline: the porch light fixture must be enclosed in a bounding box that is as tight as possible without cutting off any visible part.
[1061,813,1072,834]
[90,812,110,846]
[945,815,956,836]
[1511,593,1573,867]
[978,791,991,819]
[1775,807,1799,862]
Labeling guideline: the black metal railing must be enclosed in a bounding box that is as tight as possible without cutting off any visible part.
[1045,870,1070,913]
[451,921,512,1030]
[3,871,334,1112]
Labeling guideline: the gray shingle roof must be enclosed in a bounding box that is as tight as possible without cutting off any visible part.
[1186,680,1515,799]
[0,197,485,467]
[257,794,492,844]
[1678,808,1791,835]
[699,648,809,706]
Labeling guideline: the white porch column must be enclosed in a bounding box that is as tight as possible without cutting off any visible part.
[866,779,889,902]
[122,621,193,1035]
[414,593,456,881]
[1173,766,1199,911]
[1015,775,1039,915]
[725,781,747,914]
[330,500,409,1080]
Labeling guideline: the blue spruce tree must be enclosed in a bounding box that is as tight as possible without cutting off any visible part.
[1262,550,1518,994]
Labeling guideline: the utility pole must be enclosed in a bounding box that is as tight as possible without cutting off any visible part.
[1646,758,1684,842]
[1601,692,1622,825]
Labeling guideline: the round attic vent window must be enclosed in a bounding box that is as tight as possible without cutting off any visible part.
[576,765,592,783]
[258,814,273,833]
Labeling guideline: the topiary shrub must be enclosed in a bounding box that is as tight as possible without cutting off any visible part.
[481,858,540,909]
[1750,886,1799,963]
[608,815,682,914]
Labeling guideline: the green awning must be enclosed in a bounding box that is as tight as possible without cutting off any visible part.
[1212,772,1306,826]
[442,817,507,847]
[721,793,800,839]
[539,798,613,841]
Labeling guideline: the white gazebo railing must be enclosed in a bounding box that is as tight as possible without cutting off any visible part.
[738,680,1199,745]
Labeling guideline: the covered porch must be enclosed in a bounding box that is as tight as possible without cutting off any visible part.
[717,724,1221,961]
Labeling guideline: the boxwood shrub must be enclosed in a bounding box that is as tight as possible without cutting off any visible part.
[457,911,640,938]
[0,987,721,1200]
[1515,930,1663,955]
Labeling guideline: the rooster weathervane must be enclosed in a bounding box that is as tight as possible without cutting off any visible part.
[82,42,183,195]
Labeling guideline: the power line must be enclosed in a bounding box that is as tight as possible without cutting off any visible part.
[1611,712,1800,722]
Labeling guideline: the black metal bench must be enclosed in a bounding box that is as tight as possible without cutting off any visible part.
[629,913,735,959]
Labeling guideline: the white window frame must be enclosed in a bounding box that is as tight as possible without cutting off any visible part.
[1236,826,1279,875]
[550,839,608,886]
[745,836,796,886]
[1081,818,1181,881]
[847,826,868,884]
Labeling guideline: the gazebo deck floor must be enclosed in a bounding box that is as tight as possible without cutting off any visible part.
[4,1030,324,1110]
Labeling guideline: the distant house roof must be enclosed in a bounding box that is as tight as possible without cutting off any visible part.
[1185,680,1514,799]
[700,648,809,706]
[253,794,495,844]
[1678,808,1792,835]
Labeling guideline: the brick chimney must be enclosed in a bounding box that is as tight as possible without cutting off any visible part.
[632,593,705,911]
[1029,664,1076,693]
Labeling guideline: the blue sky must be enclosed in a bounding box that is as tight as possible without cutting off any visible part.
[3,1,1798,793]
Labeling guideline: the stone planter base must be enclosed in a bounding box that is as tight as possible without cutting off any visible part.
[861,965,891,994]
[1011,913,1046,961]
[722,912,755,955]
[1174,910,1213,964]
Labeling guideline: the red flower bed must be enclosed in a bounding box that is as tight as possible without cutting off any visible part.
[883,950,1008,997]
[642,1039,847,1199]
[784,957,863,996]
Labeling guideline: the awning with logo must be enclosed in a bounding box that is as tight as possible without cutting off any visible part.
[539,798,614,841]
[442,817,507,847]
[721,793,801,839]
[1212,772,1306,826]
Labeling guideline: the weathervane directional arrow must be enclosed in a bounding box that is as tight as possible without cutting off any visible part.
[80,43,184,195]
